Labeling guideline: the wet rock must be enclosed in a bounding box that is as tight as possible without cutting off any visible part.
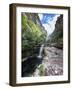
[22,56,42,77]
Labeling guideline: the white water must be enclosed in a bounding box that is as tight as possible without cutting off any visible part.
[37,30,48,59]
[37,29,48,59]
[37,44,44,58]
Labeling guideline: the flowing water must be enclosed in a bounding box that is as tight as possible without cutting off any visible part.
[37,30,48,59]
[37,44,44,58]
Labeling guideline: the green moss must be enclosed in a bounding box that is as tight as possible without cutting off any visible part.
[38,64,45,76]
[22,14,28,30]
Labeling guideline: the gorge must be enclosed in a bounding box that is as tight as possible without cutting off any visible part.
[21,13,63,77]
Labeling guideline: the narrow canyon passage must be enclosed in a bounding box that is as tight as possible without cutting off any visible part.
[21,13,63,77]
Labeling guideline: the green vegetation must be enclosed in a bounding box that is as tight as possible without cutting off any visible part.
[22,14,46,58]
[38,64,45,76]
[50,29,63,43]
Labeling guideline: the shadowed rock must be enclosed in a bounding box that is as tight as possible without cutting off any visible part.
[22,56,42,77]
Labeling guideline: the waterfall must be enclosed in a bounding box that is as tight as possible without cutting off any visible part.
[37,44,44,58]
[37,29,48,59]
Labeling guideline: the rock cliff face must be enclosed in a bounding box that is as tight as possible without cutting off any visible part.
[55,15,63,31]
[48,15,63,49]
[25,13,42,26]
[22,13,45,33]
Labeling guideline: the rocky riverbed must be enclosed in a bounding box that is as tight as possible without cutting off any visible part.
[22,46,63,77]
[32,46,63,76]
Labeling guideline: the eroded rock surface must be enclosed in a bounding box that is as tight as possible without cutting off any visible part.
[32,46,63,76]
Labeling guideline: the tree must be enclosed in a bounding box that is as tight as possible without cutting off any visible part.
[21,14,46,58]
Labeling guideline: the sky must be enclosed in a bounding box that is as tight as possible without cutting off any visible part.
[38,13,60,36]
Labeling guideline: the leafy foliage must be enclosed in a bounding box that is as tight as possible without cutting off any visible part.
[22,14,46,58]
[38,64,45,76]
